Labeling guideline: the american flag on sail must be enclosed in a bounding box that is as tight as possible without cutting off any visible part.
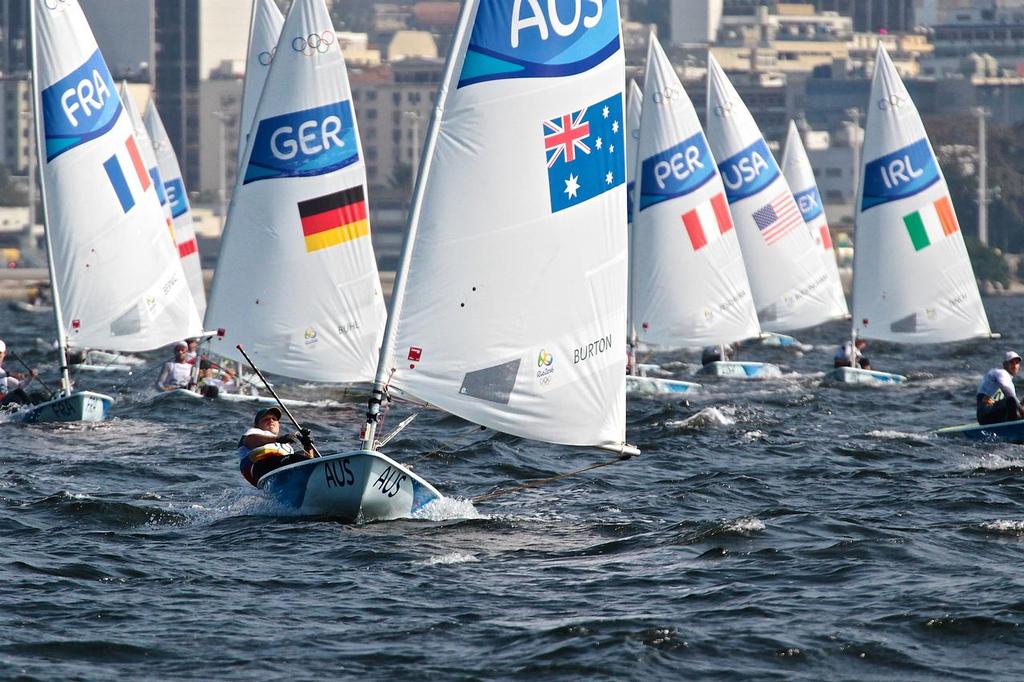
[752,191,802,245]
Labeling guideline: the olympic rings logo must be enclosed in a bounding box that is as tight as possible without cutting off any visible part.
[877,93,906,111]
[713,101,735,117]
[652,87,683,105]
[292,31,335,56]
[257,47,276,66]
[44,0,69,10]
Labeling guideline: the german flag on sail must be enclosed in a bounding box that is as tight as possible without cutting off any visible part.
[297,186,368,253]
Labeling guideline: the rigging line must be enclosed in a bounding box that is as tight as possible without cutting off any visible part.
[471,452,638,505]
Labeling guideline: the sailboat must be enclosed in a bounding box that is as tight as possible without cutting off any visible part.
[704,55,839,373]
[144,100,207,317]
[780,120,849,322]
[204,0,386,389]
[25,0,202,423]
[826,45,990,386]
[237,0,285,174]
[628,34,761,390]
[258,0,638,520]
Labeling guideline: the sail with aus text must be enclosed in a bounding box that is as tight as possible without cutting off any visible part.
[380,0,632,450]
[851,45,989,343]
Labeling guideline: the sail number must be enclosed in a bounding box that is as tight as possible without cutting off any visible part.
[324,458,355,488]
[60,69,111,127]
[511,0,603,47]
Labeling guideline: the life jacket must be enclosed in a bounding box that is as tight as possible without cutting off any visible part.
[238,442,292,486]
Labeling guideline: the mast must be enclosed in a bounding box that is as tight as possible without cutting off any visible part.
[29,0,72,394]
[360,0,478,450]
[847,105,863,353]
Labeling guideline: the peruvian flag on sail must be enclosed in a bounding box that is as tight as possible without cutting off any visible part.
[681,193,733,251]
[903,195,959,252]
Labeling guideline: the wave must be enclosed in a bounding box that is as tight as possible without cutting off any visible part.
[417,551,480,566]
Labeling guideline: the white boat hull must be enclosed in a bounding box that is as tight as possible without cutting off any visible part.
[21,391,113,423]
[155,388,325,408]
[258,450,442,522]
[626,375,701,396]
[9,301,53,314]
[760,333,812,352]
[823,366,906,385]
[75,363,134,373]
[696,361,781,379]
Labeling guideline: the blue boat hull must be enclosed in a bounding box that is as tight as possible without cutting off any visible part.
[936,420,1024,443]
[626,375,701,396]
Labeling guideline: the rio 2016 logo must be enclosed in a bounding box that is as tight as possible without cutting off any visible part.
[537,349,555,385]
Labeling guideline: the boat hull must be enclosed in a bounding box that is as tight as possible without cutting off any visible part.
[155,388,324,407]
[936,420,1024,443]
[760,333,811,351]
[823,366,906,384]
[21,391,113,423]
[626,375,701,395]
[696,361,781,379]
[258,450,442,522]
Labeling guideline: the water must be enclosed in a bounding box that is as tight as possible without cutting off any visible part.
[3,299,1024,680]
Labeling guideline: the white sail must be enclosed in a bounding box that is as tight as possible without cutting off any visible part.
[631,35,760,349]
[119,83,181,273]
[204,0,386,382]
[238,0,285,173]
[852,46,989,343]
[780,120,849,319]
[705,54,836,333]
[378,0,630,450]
[625,78,641,342]
[33,0,202,352]
[144,99,207,316]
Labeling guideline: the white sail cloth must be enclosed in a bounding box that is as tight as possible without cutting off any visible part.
[851,46,989,343]
[780,120,849,319]
[382,0,630,449]
[705,54,836,333]
[144,100,207,316]
[204,0,386,382]
[631,35,760,349]
[237,0,285,174]
[34,0,201,352]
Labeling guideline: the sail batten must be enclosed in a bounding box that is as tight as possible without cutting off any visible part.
[851,46,989,343]
[373,0,631,449]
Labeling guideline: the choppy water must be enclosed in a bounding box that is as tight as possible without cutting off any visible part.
[3,298,1024,680]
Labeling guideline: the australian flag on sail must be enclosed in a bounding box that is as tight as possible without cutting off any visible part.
[545,93,624,214]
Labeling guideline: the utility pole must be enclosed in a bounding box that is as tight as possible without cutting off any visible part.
[845,106,862,219]
[21,104,35,260]
[975,106,989,246]
[212,111,230,228]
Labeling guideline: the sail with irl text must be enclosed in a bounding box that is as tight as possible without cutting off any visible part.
[851,45,989,343]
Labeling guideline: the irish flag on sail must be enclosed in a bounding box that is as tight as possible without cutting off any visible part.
[903,195,959,252]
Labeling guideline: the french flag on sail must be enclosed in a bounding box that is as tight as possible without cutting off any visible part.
[103,135,151,213]
[681,193,733,251]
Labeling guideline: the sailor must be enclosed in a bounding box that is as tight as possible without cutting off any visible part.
[183,337,200,365]
[976,351,1024,425]
[196,359,237,398]
[237,407,314,486]
[701,343,734,366]
[834,339,870,369]
[155,341,195,391]
[0,339,41,406]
